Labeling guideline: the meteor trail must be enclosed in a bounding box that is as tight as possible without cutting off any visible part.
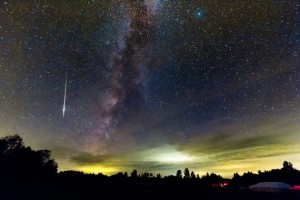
[63,72,67,118]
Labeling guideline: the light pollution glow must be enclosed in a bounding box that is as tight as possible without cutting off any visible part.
[1,111,300,178]
[51,112,300,178]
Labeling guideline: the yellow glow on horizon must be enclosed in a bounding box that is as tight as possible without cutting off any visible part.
[77,165,118,175]
[198,152,300,178]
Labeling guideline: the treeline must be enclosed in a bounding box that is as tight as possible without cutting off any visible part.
[1,135,300,186]
[58,169,225,188]
[232,161,300,187]
[58,162,300,189]
[1,135,300,199]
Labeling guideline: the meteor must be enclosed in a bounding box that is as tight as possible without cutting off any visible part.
[63,72,67,118]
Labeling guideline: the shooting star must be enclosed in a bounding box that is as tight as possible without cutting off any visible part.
[63,72,67,118]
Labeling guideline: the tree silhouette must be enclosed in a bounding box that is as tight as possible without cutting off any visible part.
[131,169,138,178]
[0,134,24,152]
[156,173,161,179]
[283,161,294,172]
[0,135,57,181]
[191,171,196,179]
[141,172,150,178]
[202,173,223,186]
[176,169,182,178]
[184,168,190,179]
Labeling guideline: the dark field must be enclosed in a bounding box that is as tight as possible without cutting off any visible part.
[2,180,300,200]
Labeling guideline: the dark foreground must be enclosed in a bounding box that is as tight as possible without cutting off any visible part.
[2,135,300,199]
[2,180,300,200]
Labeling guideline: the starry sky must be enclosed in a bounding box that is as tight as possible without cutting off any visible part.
[0,0,300,177]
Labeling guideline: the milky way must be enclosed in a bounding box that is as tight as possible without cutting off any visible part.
[0,0,300,176]
[85,0,163,154]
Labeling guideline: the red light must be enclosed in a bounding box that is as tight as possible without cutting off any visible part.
[291,186,300,190]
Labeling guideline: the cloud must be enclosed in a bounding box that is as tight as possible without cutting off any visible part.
[71,153,110,165]
[60,113,300,177]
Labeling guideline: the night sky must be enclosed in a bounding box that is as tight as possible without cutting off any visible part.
[1,0,300,177]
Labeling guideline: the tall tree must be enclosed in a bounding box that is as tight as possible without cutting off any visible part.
[191,171,195,179]
[176,169,182,178]
[283,161,294,172]
[131,169,138,178]
[184,168,190,179]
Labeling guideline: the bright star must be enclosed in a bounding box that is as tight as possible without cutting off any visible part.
[195,8,205,20]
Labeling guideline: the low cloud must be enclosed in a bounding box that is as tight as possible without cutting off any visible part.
[71,153,110,165]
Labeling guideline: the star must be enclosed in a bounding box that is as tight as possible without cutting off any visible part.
[195,8,205,20]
